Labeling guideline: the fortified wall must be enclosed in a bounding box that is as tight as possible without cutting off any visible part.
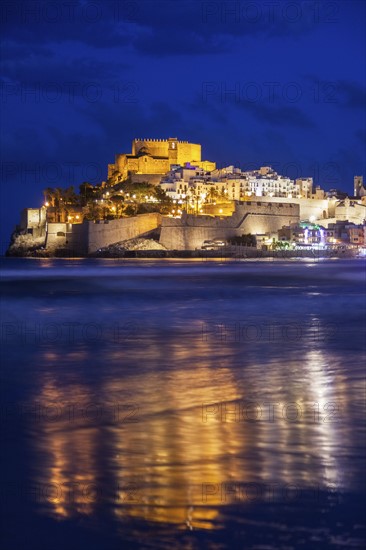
[249,196,336,221]
[160,201,300,250]
[46,213,162,255]
[131,138,202,166]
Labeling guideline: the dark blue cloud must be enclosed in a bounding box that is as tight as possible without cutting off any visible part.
[338,81,366,110]
[236,101,314,129]
[1,0,346,56]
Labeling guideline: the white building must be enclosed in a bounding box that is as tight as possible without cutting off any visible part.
[211,166,313,199]
[159,164,315,206]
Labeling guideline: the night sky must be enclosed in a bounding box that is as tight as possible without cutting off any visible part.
[1,0,365,250]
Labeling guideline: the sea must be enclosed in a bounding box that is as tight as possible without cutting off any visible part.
[1,257,365,549]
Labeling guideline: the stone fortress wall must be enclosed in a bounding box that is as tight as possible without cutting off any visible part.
[115,155,168,177]
[44,202,299,254]
[160,201,300,250]
[202,197,337,220]
[42,196,365,255]
[46,213,162,255]
[246,196,337,221]
[85,213,161,253]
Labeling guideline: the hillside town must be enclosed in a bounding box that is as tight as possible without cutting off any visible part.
[8,137,366,257]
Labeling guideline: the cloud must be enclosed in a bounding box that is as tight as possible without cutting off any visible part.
[78,100,186,142]
[133,29,233,56]
[306,76,366,111]
[1,0,134,49]
[194,90,315,129]
[2,53,124,85]
[243,102,315,129]
[337,80,366,110]
[0,42,53,61]
[0,41,131,101]
[1,0,322,57]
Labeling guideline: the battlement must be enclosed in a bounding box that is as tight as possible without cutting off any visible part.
[133,138,190,144]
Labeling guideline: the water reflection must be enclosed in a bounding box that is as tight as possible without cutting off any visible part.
[30,378,100,518]
[29,328,358,530]
[2,259,363,545]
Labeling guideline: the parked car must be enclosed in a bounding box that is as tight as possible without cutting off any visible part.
[201,239,226,249]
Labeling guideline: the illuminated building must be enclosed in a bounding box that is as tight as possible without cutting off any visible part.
[108,138,216,184]
[354,175,366,198]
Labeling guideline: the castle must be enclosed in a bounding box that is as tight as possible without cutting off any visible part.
[9,136,366,256]
[108,138,216,184]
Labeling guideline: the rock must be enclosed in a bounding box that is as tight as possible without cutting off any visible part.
[91,238,167,257]
[6,232,46,256]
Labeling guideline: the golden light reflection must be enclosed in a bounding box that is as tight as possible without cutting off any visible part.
[107,362,241,529]
[30,328,351,531]
[31,379,99,519]
[302,345,349,487]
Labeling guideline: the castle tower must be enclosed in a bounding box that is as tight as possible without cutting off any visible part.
[354,175,365,198]
[168,137,178,165]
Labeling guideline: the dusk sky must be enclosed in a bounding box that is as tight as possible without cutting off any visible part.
[1,0,365,248]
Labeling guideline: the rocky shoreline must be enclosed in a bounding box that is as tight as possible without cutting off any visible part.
[6,230,361,259]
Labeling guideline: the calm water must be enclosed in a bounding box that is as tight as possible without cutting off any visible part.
[1,258,365,549]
